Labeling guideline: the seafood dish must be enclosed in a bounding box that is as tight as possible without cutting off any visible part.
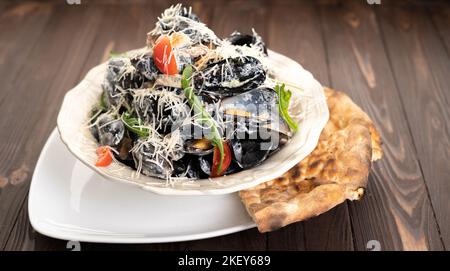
[88,4,301,180]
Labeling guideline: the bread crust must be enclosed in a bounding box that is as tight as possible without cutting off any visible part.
[239,88,383,232]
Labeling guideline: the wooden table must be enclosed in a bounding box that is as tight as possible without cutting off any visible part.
[0,0,449,251]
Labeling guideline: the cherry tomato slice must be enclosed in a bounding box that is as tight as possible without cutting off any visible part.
[95,146,113,167]
[153,35,178,75]
[211,141,232,177]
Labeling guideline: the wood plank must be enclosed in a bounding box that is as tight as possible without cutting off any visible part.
[4,197,67,251]
[319,1,443,250]
[429,2,450,58]
[265,1,354,251]
[377,3,450,248]
[185,229,266,251]
[0,2,53,103]
[1,3,105,249]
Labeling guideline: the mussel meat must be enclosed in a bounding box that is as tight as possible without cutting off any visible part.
[183,138,213,156]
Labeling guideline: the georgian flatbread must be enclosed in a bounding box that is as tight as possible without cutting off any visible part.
[239,88,383,232]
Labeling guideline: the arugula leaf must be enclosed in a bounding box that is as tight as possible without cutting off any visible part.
[109,50,126,58]
[121,112,149,138]
[181,65,225,173]
[99,91,108,112]
[275,83,298,132]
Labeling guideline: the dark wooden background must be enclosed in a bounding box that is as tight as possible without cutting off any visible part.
[0,0,449,251]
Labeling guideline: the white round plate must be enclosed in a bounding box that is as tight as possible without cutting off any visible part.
[28,129,255,243]
[57,49,329,195]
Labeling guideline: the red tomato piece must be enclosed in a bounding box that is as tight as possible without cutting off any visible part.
[211,141,232,177]
[153,35,178,75]
[95,146,113,167]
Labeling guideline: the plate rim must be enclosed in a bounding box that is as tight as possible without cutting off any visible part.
[28,129,256,244]
[57,49,329,195]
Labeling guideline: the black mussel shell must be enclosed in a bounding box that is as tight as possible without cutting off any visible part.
[193,56,266,99]
[171,160,187,177]
[133,93,189,135]
[117,70,143,90]
[185,159,203,179]
[132,141,172,179]
[89,125,99,142]
[180,6,200,22]
[97,114,125,147]
[130,54,159,82]
[160,7,200,32]
[198,153,241,177]
[176,155,209,179]
[231,139,276,169]
[102,71,122,107]
[198,154,213,176]
[226,31,268,55]
[103,58,143,107]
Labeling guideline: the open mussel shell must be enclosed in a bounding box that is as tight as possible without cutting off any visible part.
[220,87,292,138]
[226,31,268,55]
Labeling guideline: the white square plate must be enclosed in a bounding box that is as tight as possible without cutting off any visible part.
[28,129,255,243]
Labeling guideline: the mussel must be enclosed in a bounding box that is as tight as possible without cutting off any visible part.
[171,159,188,177]
[226,31,268,55]
[183,156,208,179]
[220,87,292,140]
[159,6,200,33]
[180,6,200,22]
[154,5,220,46]
[197,153,241,176]
[103,58,143,107]
[132,91,189,135]
[230,139,275,169]
[130,53,159,82]
[193,56,266,100]
[132,140,172,179]
[96,114,125,147]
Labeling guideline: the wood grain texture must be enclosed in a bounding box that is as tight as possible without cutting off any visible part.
[1,0,449,251]
[320,1,443,250]
[429,3,450,56]
[1,3,105,249]
[265,1,354,251]
[377,4,450,248]
[4,198,67,251]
